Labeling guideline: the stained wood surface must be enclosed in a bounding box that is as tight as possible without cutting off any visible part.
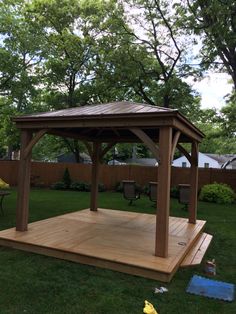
[16,130,32,231]
[0,208,207,281]
[181,232,213,267]
[156,126,172,257]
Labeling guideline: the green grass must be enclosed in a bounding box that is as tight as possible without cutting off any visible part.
[0,189,235,314]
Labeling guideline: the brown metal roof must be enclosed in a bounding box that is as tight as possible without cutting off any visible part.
[14,101,176,120]
[12,101,204,143]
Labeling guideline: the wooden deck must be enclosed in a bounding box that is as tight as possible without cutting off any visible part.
[0,208,209,282]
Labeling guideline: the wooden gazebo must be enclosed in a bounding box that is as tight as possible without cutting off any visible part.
[0,102,212,281]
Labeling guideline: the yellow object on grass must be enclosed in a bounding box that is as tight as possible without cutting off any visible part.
[0,178,9,189]
[143,300,158,314]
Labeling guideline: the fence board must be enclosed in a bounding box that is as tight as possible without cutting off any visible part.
[0,161,236,192]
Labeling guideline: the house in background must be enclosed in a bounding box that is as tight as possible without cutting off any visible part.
[125,157,157,166]
[57,152,91,164]
[206,154,236,169]
[172,152,236,169]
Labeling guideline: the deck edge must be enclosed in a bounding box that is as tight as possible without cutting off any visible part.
[0,238,172,282]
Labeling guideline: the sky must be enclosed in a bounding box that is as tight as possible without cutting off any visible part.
[192,72,233,110]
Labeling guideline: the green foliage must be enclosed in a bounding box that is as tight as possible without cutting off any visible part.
[197,108,236,154]
[31,135,64,162]
[221,93,236,137]
[83,182,91,192]
[199,183,236,204]
[62,168,72,189]
[0,0,235,162]
[0,98,21,152]
[51,168,72,190]
[51,181,67,190]
[142,184,149,195]
[70,181,86,191]
[170,186,180,199]
[52,180,105,192]
[176,0,236,89]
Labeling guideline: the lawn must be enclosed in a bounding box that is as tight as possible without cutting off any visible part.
[0,189,235,314]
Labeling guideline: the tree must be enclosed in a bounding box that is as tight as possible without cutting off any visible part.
[0,0,47,157]
[196,107,236,154]
[177,0,236,90]
[0,0,44,111]
[112,0,198,109]
[89,0,202,121]
[25,0,127,161]
[0,98,20,159]
[221,93,236,137]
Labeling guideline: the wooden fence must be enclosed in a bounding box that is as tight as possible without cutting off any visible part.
[0,160,236,192]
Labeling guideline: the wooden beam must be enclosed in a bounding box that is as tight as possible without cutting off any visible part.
[156,126,172,258]
[173,118,204,143]
[130,127,160,161]
[171,131,181,162]
[80,128,94,135]
[112,128,120,137]
[16,130,33,231]
[176,144,191,164]
[48,129,90,141]
[23,129,48,159]
[14,115,175,131]
[90,142,101,211]
[188,142,199,224]
[49,129,137,143]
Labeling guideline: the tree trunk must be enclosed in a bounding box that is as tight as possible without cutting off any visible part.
[163,94,170,108]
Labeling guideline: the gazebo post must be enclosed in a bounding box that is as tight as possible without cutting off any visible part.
[90,142,101,211]
[16,130,32,231]
[155,126,172,258]
[188,141,199,224]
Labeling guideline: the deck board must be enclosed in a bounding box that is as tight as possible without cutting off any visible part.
[181,233,213,267]
[0,208,208,282]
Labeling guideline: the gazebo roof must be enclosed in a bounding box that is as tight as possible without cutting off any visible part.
[13,101,204,143]
[16,101,175,119]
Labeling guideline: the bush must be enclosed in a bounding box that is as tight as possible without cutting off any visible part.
[83,183,91,192]
[62,168,72,189]
[199,183,235,204]
[70,181,86,191]
[143,185,149,195]
[51,181,67,190]
[170,186,179,198]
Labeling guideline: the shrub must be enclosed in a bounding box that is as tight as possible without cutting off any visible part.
[143,185,149,195]
[51,181,67,190]
[170,186,179,198]
[62,168,71,189]
[83,183,91,192]
[199,183,235,204]
[70,181,85,191]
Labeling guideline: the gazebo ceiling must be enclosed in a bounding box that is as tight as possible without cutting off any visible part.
[13,101,204,143]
